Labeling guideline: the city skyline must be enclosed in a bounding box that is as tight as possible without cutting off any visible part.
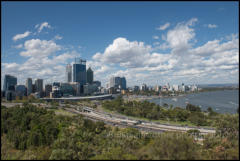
[1,2,239,88]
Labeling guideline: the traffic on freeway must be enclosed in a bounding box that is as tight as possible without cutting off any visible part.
[64,106,216,135]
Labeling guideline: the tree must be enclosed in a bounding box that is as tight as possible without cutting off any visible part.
[186,104,201,112]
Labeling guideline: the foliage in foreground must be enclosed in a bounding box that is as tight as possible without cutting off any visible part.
[1,104,239,160]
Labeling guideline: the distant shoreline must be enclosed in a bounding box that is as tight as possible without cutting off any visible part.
[124,89,239,101]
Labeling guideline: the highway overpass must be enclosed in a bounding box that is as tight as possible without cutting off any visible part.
[41,94,113,101]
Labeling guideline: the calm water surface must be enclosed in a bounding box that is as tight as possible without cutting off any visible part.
[149,90,239,114]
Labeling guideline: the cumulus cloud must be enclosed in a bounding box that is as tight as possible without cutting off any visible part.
[20,39,61,57]
[156,22,170,30]
[2,50,80,85]
[12,31,31,41]
[93,37,152,68]
[165,18,197,52]
[90,17,238,86]
[2,18,238,87]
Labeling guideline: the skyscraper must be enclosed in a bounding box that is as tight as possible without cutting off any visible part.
[66,64,72,82]
[120,77,126,89]
[87,67,93,84]
[35,79,43,93]
[3,74,17,91]
[72,58,87,85]
[26,78,32,96]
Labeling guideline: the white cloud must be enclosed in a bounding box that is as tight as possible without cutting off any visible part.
[161,18,198,53]
[156,22,170,30]
[13,44,23,49]
[91,28,238,86]
[12,31,31,41]
[153,42,160,46]
[207,24,218,28]
[92,37,152,68]
[2,18,238,87]
[152,35,159,39]
[54,35,63,40]
[20,39,61,57]
[2,50,80,85]
[36,22,51,33]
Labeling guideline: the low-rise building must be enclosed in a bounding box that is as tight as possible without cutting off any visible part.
[84,84,98,95]
[60,83,75,96]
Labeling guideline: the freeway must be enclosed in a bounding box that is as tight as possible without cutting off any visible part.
[1,102,216,134]
[64,107,216,135]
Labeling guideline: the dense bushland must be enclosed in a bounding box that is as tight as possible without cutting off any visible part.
[1,103,239,160]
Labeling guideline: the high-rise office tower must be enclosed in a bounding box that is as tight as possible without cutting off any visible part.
[66,64,72,82]
[72,58,87,85]
[35,79,43,93]
[26,78,32,95]
[87,67,93,84]
[120,77,126,89]
[3,74,17,91]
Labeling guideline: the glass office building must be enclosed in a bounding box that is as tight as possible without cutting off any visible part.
[72,58,87,85]
[3,74,17,91]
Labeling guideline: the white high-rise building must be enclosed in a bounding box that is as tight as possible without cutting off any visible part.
[66,64,72,83]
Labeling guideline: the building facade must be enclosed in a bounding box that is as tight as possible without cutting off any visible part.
[26,78,32,96]
[120,77,126,89]
[66,64,72,83]
[69,82,81,96]
[72,58,87,85]
[45,84,52,97]
[35,79,43,93]
[109,76,126,89]
[60,83,75,96]
[93,81,101,87]
[83,84,98,95]
[140,84,147,91]
[87,67,93,84]
[15,85,27,97]
[3,74,17,91]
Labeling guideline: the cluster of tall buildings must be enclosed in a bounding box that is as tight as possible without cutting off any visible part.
[1,58,105,100]
[2,75,45,101]
[105,76,127,94]
[65,58,96,95]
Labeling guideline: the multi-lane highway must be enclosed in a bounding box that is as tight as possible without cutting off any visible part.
[64,106,216,135]
[1,102,216,135]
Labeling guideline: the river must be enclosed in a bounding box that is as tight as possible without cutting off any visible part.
[148,90,239,114]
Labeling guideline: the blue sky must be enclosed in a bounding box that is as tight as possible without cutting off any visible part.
[1,1,239,88]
